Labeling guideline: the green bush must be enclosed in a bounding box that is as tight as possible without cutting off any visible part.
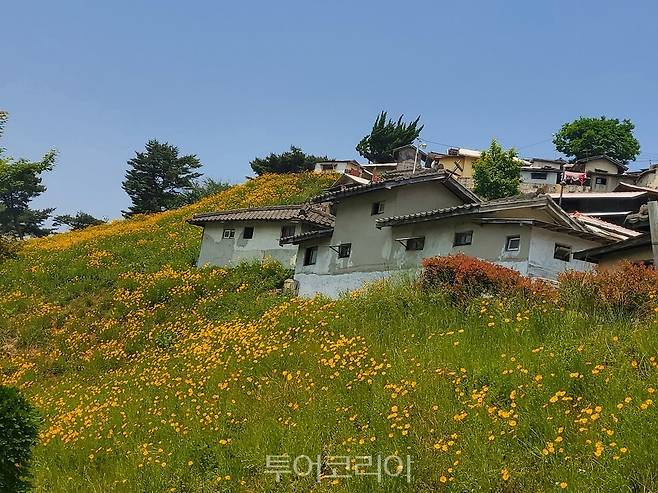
[0,386,40,492]
[0,235,21,262]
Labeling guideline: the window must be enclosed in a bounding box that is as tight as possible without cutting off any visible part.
[338,243,351,258]
[243,226,254,239]
[406,237,425,251]
[223,228,235,239]
[530,172,548,180]
[595,176,608,185]
[505,235,521,251]
[453,231,473,246]
[321,163,335,171]
[554,243,572,261]
[280,224,296,238]
[303,246,318,266]
[371,201,385,215]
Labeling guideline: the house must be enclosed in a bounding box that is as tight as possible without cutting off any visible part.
[314,160,363,175]
[281,171,625,297]
[574,233,653,267]
[548,190,650,226]
[633,164,658,189]
[569,155,628,192]
[188,205,334,268]
[391,144,430,171]
[519,166,561,187]
[428,147,482,178]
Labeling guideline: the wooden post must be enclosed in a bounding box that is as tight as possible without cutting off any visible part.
[648,201,658,268]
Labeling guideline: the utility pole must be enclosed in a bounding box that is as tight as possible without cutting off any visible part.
[558,161,565,207]
[648,201,658,268]
[412,140,427,174]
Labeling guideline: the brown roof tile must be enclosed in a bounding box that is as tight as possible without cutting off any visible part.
[187,205,334,228]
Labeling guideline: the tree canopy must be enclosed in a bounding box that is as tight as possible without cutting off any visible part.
[185,178,231,203]
[553,116,640,164]
[356,111,423,163]
[122,139,202,216]
[249,146,329,175]
[473,139,522,200]
[0,112,56,239]
[53,212,105,231]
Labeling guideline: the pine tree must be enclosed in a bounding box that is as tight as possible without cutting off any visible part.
[250,146,329,175]
[0,112,57,239]
[53,211,105,231]
[122,140,202,216]
[356,111,423,163]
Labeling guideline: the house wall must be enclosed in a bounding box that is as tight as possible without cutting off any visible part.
[526,227,599,279]
[637,171,658,189]
[596,246,654,268]
[197,221,302,268]
[437,156,478,177]
[590,172,621,192]
[520,169,560,185]
[583,159,619,175]
[327,181,466,273]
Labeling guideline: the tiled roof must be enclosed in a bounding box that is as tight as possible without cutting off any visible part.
[375,195,554,228]
[279,228,334,246]
[310,169,480,204]
[574,233,651,262]
[187,205,334,228]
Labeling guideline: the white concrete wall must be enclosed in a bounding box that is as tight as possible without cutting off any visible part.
[520,169,559,185]
[526,227,598,279]
[197,221,300,268]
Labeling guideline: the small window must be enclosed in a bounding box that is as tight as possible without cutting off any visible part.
[505,235,521,251]
[281,224,296,238]
[554,243,572,262]
[453,231,473,246]
[243,226,254,239]
[595,176,608,185]
[371,201,385,215]
[321,163,335,171]
[530,172,548,180]
[338,243,351,258]
[303,246,318,266]
[223,228,235,239]
[406,237,425,251]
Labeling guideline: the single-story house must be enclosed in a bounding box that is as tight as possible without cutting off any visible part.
[314,160,362,175]
[569,155,628,192]
[281,171,628,297]
[574,233,653,267]
[520,166,561,186]
[188,205,334,268]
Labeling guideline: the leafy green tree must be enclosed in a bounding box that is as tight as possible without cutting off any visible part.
[356,111,423,163]
[249,146,328,175]
[553,116,640,164]
[53,211,105,231]
[473,139,522,200]
[0,112,56,239]
[0,386,40,492]
[185,178,231,203]
[122,139,202,216]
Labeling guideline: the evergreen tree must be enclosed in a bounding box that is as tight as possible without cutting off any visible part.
[53,211,105,231]
[0,112,56,239]
[250,146,328,175]
[553,116,640,164]
[184,178,231,203]
[473,139,522,200]
[122,140,202,216]
[356,111,423,163]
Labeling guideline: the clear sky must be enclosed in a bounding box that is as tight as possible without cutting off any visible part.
[3,0,658,220]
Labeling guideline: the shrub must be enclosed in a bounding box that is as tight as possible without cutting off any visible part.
[421,254,546,301]
[559,261,658,317]
[0,386,40,493]
[0,235,21,262]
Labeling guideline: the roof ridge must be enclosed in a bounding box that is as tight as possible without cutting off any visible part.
[191,204,302,219]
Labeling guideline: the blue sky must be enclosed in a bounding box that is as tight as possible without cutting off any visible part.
[3,0,658,219]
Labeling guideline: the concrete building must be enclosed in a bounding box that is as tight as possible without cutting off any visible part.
[281,171,631,297]
[313,160,362,175]
[574,233,653,267]
[188,205,334,268]
[569,155,628,192]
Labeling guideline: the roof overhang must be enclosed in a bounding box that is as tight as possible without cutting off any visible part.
[573,233,651,262]
[279,228,334,246]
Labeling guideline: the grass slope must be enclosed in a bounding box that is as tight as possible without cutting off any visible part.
[2,173,658,492]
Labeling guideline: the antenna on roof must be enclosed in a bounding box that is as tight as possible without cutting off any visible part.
[412,139,428,175]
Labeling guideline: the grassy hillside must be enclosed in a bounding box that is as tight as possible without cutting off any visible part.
[2,172,658,492]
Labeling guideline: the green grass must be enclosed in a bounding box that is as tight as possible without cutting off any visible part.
[1,173,658,492]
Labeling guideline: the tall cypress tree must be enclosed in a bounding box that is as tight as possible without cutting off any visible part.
[356,111,423,163]
[122,140,202,216]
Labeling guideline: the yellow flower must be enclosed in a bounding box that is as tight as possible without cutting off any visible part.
[560,482,568,489]
[501,468,510,481]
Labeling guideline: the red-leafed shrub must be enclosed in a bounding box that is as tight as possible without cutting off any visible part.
[559,262,658,317]
[421,254,546,301]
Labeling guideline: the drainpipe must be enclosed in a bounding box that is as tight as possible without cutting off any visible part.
[648,200,658,268]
